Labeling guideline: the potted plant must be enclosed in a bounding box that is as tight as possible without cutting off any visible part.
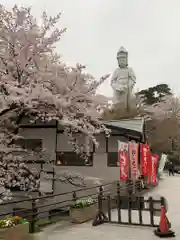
[0,216,29,240]
[70,197,97,223]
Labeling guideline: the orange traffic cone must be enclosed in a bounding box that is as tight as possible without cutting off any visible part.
[154,206,175,238]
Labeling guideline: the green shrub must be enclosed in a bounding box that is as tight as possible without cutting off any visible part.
[70,198,96,209]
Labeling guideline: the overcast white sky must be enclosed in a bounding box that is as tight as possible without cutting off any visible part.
[2,0,180,97]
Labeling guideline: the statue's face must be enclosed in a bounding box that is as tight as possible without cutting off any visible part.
[117,53,127,68]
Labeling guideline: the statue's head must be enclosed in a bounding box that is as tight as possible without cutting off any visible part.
[117,46,128,68]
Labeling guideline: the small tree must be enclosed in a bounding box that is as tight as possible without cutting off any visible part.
[137,84,172,105]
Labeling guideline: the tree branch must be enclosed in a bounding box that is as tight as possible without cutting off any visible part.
[0,103,18,117]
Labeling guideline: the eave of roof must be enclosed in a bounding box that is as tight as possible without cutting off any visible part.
[103,117,144,134]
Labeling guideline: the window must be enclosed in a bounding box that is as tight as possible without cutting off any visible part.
[56,152,93,166]
[15,139,42,151]
[107,152,119,167]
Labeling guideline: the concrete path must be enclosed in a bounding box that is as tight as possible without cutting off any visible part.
[32,174,180,240]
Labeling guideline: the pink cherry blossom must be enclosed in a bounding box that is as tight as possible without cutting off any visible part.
[0,4,110,198]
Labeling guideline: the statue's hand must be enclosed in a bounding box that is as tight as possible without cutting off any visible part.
[111,81,117,90]
[111,76,117,84]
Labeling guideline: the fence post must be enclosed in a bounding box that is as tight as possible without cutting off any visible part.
[128,193,132,224]
[92,185,107,226]
[116,181,121,223]
[127,180,132,224]
[12,208,15,217]
[30,199,37,233]
[72,191,77,201]
[98,186,103,212]
[127,180,133,196]
[149,196,154,226]
[107,195,111,222]
[138,196,143,225]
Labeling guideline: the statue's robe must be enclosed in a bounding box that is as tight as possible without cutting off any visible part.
[111,67,136,104]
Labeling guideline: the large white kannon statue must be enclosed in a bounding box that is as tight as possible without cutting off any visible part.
[111,46,136,105]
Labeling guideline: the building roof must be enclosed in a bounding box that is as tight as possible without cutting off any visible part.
[103,117,145,141]
[103,117,144,133]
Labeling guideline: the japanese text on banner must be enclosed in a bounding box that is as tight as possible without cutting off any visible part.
[118,141,129,180]
[140,143,150,176]
[129,142,138,181]
[151,155,159,185]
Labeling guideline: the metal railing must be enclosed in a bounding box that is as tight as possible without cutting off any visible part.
[0,179,147,233]
[93,183,165,227]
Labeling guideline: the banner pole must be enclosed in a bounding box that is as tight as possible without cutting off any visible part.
[128,140,131,180]
[128,140,135,196]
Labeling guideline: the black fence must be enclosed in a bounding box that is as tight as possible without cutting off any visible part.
[93,182,164,228]
[0,179,156,233]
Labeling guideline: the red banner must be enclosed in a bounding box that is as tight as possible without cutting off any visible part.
[147,149,152,184]
[151,154,159,185]
[140,144,150,176]
[129,142,139,181]
[148,153,158,184]
[118,141,129,180]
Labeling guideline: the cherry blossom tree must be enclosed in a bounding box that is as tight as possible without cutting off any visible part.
[0,4,109,199]
[145,95,180,153]
[149,95,180,120]
[0,4,109,146]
